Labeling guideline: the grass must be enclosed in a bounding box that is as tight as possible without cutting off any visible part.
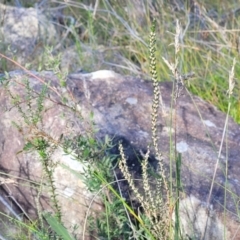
[1,0,239,123]
[0,0,240,239]
[52,0,240,123]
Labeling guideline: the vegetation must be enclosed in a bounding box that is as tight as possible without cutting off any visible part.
[1,0,240,123]
[0,0,239,239]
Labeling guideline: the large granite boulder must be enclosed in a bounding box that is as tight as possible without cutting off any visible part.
[68,70,240,239]
[0,71,103,239]
[0,70,240,239]
[0,3,57,70]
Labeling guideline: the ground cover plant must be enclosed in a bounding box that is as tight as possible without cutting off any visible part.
[0,0,240,239]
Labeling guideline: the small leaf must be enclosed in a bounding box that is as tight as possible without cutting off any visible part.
[89,111,94,120]
[23,142,34,151]
[44,213,75,240]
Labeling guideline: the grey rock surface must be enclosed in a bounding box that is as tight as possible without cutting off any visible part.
[68,70,240,239]
[0,70,240,239]
[0,3,57,70]
[0,71,102,239]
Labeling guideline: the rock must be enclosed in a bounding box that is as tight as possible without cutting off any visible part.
[0,70,240,239]
[68,70,240,239]
[0,3,57,70]
[176,195,231,240]
[0,70,103,239]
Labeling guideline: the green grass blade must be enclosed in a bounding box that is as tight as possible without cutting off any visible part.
[44,213,75,240]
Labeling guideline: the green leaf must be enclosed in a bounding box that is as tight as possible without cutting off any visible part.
[89,111,94,120]
[44,213,75,240]
[23,142,34,151]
